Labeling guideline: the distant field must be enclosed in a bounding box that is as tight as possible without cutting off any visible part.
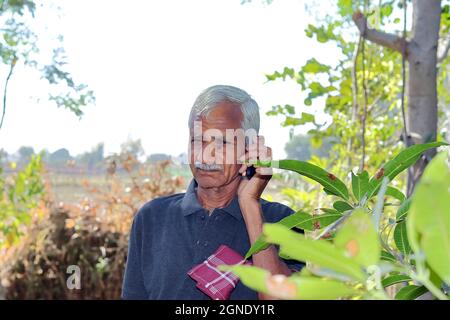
[45,164,293,206]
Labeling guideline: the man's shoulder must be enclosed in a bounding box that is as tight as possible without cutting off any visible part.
[135,192,185,219]
[260,198,295,222]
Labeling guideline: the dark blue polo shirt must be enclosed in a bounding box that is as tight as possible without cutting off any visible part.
[121,178,303,300]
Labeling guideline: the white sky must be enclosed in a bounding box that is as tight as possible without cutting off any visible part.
[0,0,340,159]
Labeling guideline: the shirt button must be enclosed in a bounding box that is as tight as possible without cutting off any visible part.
[203,241,208,247]
[201,215,206,220]
[196,240,200,245]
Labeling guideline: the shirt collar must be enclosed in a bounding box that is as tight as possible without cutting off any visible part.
[181,178,243,220]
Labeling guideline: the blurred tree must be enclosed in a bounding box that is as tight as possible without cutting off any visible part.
[147,153,171,164]
[17,145,34,165]
[76,143,104,172]
[284,134,335,161]
[247,0,450,194]
[352,0,448,194]
[48,148,72,168]
[0,0,95,130]
[120,138,145,159]
[0,148,7,164]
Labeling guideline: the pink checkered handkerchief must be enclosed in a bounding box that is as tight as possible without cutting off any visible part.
[187,244,252,300]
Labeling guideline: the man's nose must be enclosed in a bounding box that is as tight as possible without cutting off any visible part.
[202,145,216,165]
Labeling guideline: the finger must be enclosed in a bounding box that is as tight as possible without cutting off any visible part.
[256,166,273,176]
[239,163,248,175]
[247,145,271,162]
[259,146,272,161]
[257,136,265,149]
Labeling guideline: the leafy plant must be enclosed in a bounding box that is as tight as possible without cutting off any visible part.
[0,152,46,247]
[222,142,450,300]
[0,152,185,299]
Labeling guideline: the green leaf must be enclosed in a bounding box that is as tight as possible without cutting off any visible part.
[396,198,411,221]
[408,152,450,284]
[245,210,307,259]
[394,221,412,255]
[257,159,349,200]
[395,285,428,300]
[218,265,269,294]
[334,209,381,268]
[333,201,353,212]
[351,170,369,201]
[222,265,356,300]
[297,210,343,231]
[382,274,412,288]
[366,142,448,199]
[337,0,353,16]
[263,223,366,282]
[385,186,406,202]
[291,276,356,299]
[302,58,330,74]
[245,210,342,259]
[282,112,315,126]
[380,250,397,263]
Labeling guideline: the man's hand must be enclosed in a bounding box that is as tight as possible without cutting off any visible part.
[236,136,291,300]
[237,136,273,202]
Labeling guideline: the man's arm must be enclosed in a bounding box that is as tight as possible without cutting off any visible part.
[239,198,292,300]
[121,209,148,300]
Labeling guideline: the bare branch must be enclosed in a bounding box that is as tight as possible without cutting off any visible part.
[0,58,16,130]
[347,36,363,169]
[360,37,369,172]
[352,10,408,55]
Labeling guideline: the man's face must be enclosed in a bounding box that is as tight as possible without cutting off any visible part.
[188,101,247,189]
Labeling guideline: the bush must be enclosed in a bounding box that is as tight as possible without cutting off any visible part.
[0,154,185,299]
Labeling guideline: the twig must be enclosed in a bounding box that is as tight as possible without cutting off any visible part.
[400,0,408,144]
[358,1,370,172]
[348,36,363,170]
[352,10,408,55]
[360,40,369,171]
[0,58,16,130]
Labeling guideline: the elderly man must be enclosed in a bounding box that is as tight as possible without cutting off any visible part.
[121,85,302,300]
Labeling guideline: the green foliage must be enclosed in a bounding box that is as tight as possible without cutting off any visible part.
[334,209,380,268]
[264,0,450,185]
[351,170,369,202]
[257,159,349,200]
[225,143,449,300]
[0,0,94,119]
[365,142,447,199]
[0,153,45,247]
[221,264,357,300]
[407,152,450,285]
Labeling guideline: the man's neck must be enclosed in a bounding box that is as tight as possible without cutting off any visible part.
[196,176,240,213]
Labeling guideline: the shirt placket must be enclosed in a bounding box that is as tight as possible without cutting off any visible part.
[194,209,218,262]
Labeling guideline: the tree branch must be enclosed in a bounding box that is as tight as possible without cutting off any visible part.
[347,36,362,170]
[0,59,16,130]
[352,10,408,55]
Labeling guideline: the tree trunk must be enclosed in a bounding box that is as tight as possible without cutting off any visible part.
[352,0,443,195]
[406,0,441,195]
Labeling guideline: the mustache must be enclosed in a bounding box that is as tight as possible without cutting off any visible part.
[194,161,223,171]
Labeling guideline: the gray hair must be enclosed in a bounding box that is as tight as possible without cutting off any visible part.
[188,85,260,134]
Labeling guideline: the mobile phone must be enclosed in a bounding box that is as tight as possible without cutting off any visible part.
[245,165,256,180]
[245,135,258,180]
